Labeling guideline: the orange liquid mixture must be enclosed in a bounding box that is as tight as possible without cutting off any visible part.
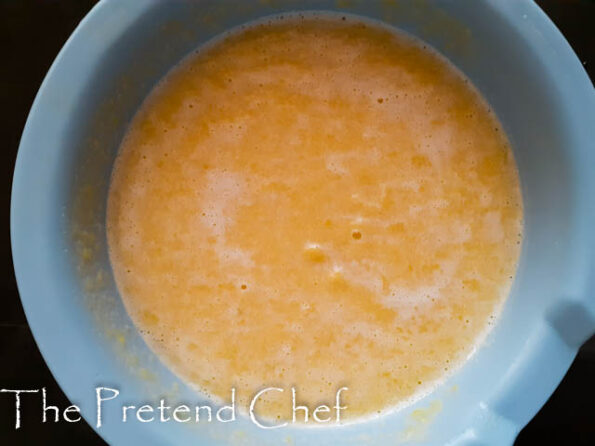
[107,16,522,420]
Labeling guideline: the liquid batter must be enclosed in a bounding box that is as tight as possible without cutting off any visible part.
[107,15,523,421]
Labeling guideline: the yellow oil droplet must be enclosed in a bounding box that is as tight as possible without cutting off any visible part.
[141,310,159,326]
[303,244,326,263]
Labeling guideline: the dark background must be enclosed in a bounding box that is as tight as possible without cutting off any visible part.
[1,0,594,444]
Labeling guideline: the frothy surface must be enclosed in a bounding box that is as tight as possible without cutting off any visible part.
[107,15,522,421]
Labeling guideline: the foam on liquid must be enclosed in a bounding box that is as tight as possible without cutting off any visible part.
[107,15,523,421]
